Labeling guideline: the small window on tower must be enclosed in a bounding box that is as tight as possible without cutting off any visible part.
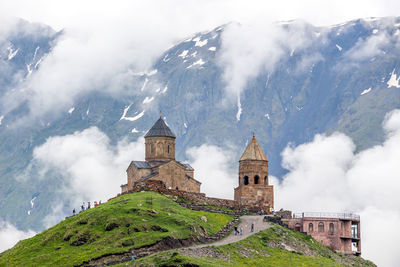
[309,223,313,232]
[168,145,170,153]
[264,176,267,185]
[254,175,260,184]
[244,176,249,185]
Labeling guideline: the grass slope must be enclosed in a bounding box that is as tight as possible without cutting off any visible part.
[0,191,233,267]
[128,224,376,267]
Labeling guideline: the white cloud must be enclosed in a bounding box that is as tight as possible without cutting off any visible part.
[272,109,400,267]
[187,144,237,199]
[29,127,145,225]
[0,220,36,253]
[217,20,318,104]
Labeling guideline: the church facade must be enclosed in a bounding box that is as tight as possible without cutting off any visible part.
[234,135,274,211]
[120,117,201,194]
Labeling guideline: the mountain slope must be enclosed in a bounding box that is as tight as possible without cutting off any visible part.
[0,17,399,231]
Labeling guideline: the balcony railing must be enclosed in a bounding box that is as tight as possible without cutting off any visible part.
[293,212,360,221]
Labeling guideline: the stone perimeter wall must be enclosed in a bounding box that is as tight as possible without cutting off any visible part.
[123,180,269,213]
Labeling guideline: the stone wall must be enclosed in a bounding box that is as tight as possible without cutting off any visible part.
[126,180,267,213]
[145,136,175,161]
[234,185,273,211]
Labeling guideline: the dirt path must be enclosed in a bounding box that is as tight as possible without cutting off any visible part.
[191,215,271,248]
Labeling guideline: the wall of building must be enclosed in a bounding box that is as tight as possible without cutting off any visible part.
[145,136,175,161]
[234,185,273,210]
[286,216,361,255]
[126,164,152,190]
[156,161,200,193]
[238,160,268,185]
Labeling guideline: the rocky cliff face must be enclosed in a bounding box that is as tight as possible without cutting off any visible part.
[0,17,399,231]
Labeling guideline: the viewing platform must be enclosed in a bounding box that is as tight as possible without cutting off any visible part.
[293,212,360,221]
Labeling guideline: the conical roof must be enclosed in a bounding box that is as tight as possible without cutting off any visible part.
[239,136,268,161]
[144,117,176,138]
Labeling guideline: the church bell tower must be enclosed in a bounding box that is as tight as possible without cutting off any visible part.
[234,135,274,212]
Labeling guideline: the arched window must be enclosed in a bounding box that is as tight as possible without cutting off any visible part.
[309,223,313,232]
[295,223,301,232]
[318,222,324,232]
[151,144,155,154]
[168,145,170,154]
[254,175,260,184]
[244,176,249,185]
[329,223,334,233]
[264,176,267,185]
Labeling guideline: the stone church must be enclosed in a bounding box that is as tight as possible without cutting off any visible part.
[120,117,201,194]
[234,135,274,210]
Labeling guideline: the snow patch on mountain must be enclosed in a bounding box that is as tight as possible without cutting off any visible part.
[161,86,168,94]
[7,46,19,60]
[361,88,372,95]
[68,107,75,114]
[387,69,400,88]
[236,97,242,121]
[187,59,205,69]
[184,122,187,128]
[163,54,170,62]
[120,107,145,122]
[33,46,40,61]
[34,57,43,68]
[131,128,139,133]
[178,50,189,58]
[208,47,216,51]
[30,197,36,209]
[27,197,37,215]
[142,96,154,104]
[190,51,197,57]
[140,78,149,91]
[0,115,3,125]
[264,113,270,120]
[26,64,33,76]
[336,44,342,51]
[193,37,208,47]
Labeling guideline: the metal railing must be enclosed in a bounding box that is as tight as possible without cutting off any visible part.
[293,212,360,220]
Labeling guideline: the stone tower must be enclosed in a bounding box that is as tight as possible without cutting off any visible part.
[144,117,176,162]
[234,135,274,211]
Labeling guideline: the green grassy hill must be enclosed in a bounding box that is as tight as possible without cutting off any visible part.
[128,224,376,267]
[0,192,233,267]
[0,191,375,267]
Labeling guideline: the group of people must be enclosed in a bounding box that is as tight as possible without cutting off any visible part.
[72,200,102,215]
[234,222,255,236]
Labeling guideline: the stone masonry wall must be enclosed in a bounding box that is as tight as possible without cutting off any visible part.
[125,180,266,213]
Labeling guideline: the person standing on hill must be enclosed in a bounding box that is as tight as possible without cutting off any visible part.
[73,208,76,216]
[81,202,85,212]
[251,222,254,232]
[87,201,91,209]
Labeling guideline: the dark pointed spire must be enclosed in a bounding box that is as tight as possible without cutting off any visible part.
[145,117,176,138]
